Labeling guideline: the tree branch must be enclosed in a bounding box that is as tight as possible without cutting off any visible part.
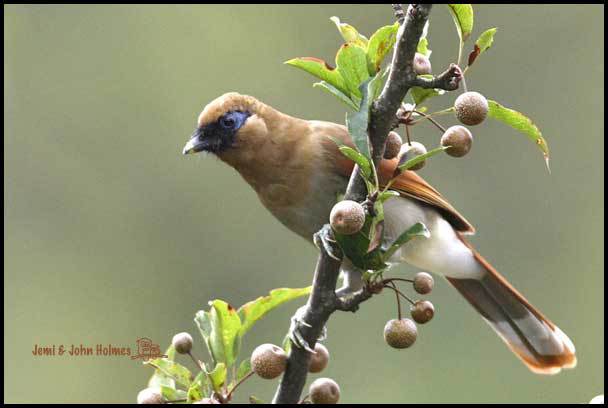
[272,4,435,404]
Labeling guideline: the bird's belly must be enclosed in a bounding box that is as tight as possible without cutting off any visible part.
[261,171,348,241]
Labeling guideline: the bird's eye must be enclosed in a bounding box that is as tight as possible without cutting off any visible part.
[220,115,236,129]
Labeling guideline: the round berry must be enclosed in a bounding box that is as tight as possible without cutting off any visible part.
[454,91,488,126]
[137,388,164,404]
[410,300,435,324]
[309,378,340,404]
[250,343,287,379]
[441,125,473,157]
[413,53,432,75]
[383,318,417,349]
[330,200,365,235]
[384,131,403,160]
[399,141,428,171]
[413,272,434,294]
[308,342,330,373]
[171,332,193,354]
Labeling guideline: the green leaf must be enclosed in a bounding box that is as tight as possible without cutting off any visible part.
[194,310,214,363]
[249,396,265,404]
[147,345,177,390]
[334,215,388,271]
[378,190,400,203]
[161,386,187,403]
[313,81,359,110]
[448,4,474,42]
[396,146,449,173]
[468,27,497,67]
[346,76,380,160]
[382,222,430,262]
[187,371,209,403]
[487,100,550,168]
[237,287,312,336]
[236,359,252,382]
[417,21,432,57]
[285,57,348,95]
[367,22,400,73]
[330,16,368,47]
[145,358,192,389]
[336,43,371,98]
[338,146,373,180]
[410,85,444,106]
[208,300,242,368]
[204,362,227,393]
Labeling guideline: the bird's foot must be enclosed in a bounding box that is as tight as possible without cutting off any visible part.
[313,224,342,261]
[288,306,326,353]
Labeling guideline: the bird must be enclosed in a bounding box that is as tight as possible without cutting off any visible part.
[182,92,576,375]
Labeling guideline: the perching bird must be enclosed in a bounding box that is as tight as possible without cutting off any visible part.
[182,92,576,375]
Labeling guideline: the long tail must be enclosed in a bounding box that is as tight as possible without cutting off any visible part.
[447,233,577,374]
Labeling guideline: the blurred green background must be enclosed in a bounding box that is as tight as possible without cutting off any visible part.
[4,4,604,404]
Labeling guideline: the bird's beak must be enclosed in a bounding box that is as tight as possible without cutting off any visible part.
[182,128,205,155]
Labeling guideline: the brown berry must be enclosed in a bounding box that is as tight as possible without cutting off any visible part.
[441,125,473,157]
[413,272,434,294]
[383,318,417,349]
[137,388,164,404]
[250,343,287,379]
[384,131,403,160]
[413,53,432,75]
[454,91,488,126]
[309,378,340,404]
[399,141,428,171]
[330,200,365,235]
[411,300,435,324]
[308,342,330,373]
[171,332,193,354]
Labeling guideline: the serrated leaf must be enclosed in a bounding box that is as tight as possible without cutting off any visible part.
[448,4,474,42]
[367,22,400,73]
[204,362,227,393]
[382,222,430,262]
[249,396,265,404]
[145,358,192,389]
[237,287,312,336]
[468,27,497,67]
[207,300,242,368]
[396,146,448,175]
[330,16,368,47]
[285,57,348,95]
[338,146,373,180]
[161,386,187,402]
[487,100,550,168]
[334,215,388,271]
[187,371,209,403]
[236,359,252,382]
[147,345,177,390]
[410,85,444,106]
[313,81,359,110]
[337,43,371,98]
[378,190,400,203]
[346,76,382,160]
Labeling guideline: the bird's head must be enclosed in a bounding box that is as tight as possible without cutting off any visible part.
[182,92,271,158]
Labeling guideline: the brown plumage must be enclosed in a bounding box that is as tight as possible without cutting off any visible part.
[183,92,576,374]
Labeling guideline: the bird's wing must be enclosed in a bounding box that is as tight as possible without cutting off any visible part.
[378,160,476,234]
[316,121,475,234]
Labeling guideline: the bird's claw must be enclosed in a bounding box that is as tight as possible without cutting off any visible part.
[288,306,327,353]
[313,224,342,261]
